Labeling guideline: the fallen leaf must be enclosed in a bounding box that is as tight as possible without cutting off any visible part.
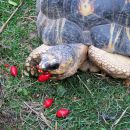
[8,0,18,6]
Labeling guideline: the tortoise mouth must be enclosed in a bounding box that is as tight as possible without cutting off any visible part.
[50,74,62,80]
[49,73,65,80]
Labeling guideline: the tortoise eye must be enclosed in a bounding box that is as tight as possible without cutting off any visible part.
[45,63,60,70]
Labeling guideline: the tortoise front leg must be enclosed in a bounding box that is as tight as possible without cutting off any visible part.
[88,45,130,84]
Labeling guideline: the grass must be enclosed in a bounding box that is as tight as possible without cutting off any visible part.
[0,0,130,129]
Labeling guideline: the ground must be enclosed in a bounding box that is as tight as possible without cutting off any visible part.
[0,0,130,130]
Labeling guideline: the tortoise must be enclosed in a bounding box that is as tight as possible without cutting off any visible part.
[25,0,130,83]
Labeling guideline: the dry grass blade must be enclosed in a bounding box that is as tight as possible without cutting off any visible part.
[77,75,93,97]
[39,112,52,129]
[111,106,130,129]
[0,0,23,33]
[24,102,52,129]
[54,121,58,130]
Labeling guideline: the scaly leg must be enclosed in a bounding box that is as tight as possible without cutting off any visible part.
[88,46,130,85]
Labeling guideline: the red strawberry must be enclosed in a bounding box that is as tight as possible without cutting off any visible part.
[43,98,54,108]
[38,73,51,82]
[10,66,18,77]
[56,108,70,118]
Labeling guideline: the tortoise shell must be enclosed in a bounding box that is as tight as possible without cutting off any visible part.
[37,0,130,56]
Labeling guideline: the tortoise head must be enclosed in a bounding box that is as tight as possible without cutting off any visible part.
[39,44,88,79]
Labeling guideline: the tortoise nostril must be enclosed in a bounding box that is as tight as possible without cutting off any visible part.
[45,62,60,70]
